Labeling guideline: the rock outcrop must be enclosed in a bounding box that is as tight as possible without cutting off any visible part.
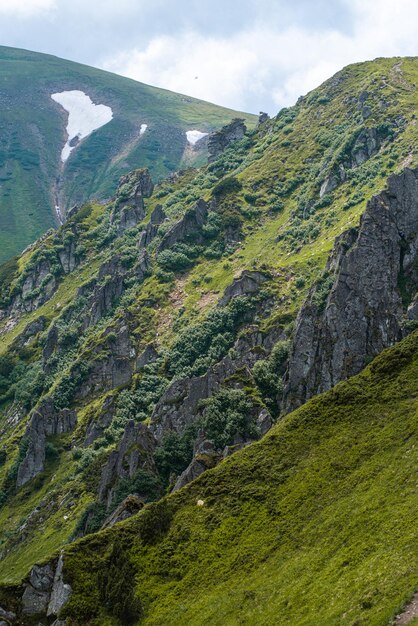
[319,124,399,198]
[218,270,269,306]
[17,399,77,487]
[151,326,282,440]
[72,319,135,402]
[208,118,247,162]
[19,555,71,620]
[172,436,220,492]
[101,494,144,529]
[84,394,117,446]
[110,168,154,233]
[157,199,208,252]
[98,420,156,507]
[6,236,80,316]
[285,167,418,410]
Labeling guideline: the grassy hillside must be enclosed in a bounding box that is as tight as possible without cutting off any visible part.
[0,57,417,622]
[40,330,418,625]
[0,46,256,263]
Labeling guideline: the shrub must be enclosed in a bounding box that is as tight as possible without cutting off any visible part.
[157,250,193,272]
[212,176,242,198]
[200,388,257,449]
[155,427,197,484]
[113,469,162,506]
[252,341,289,415]
[167,296,252,378]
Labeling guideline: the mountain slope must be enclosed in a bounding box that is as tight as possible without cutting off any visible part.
[0,56,417,623]
[2,328,418,625]
[0,46,256,263]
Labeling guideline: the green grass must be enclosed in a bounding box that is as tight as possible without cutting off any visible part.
[48,330,418,626]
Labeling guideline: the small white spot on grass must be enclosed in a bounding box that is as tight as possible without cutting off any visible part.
[140,123,148,135]
[197,499,204,506]
[186,130,208,146]
[51,90,113,162]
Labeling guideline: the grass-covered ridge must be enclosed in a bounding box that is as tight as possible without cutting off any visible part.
[51,329,418,625]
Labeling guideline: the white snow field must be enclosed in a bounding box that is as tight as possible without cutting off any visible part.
[51,90,113,162]
[186,130,208,145]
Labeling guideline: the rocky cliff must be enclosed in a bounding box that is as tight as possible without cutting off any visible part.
[285,167,418,409]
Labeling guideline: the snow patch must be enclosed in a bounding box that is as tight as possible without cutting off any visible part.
[51,90,113,162]
[140,123,148,135]
[186,130,208,146]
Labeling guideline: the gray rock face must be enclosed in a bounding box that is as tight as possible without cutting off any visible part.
[136,204,166,249]
[218,270,268,306]
[157,199,208,252]
[208,118,246,162]
[71,251,150,334]
[98,420,157,507]
[258,112,270,125]
[84,394,117,446]
[73,320,135,402]
[47,555,72,617]
[257,408,273,435]
[110,168,154,233]
[135,343,158,372]
[7,237,80,317]
[285,167,418,410]
[16,398,77,487]
[172,437,220,492]
[3,555,71,621]
[150,204,166,225]
[29,563,55,592]
[13,316,47,349]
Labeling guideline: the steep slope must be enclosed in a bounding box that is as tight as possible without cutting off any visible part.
[1,329,418,625]
[0,56,417,599]
[0,46,256,263]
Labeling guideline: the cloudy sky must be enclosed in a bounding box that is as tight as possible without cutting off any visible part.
[0,0,417,114]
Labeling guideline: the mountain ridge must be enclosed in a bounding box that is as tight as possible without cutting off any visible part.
[0,55,417,625]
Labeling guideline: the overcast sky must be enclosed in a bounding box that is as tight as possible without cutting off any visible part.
[0,0,417,114]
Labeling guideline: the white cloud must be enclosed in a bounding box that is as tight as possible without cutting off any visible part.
[0,0,56,17]
[101,0,418,114]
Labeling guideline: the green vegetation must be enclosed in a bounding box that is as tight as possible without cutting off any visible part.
[0,56,417,621]
[52,330,418,625]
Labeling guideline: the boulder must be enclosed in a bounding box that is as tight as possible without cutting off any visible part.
[47,555,72,617]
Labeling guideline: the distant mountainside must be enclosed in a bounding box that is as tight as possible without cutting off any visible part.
[0,46,256,263]
[0,56,417,625]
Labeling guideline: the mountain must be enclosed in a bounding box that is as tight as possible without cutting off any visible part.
[0,56,417,624]
[0,46,256,263]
